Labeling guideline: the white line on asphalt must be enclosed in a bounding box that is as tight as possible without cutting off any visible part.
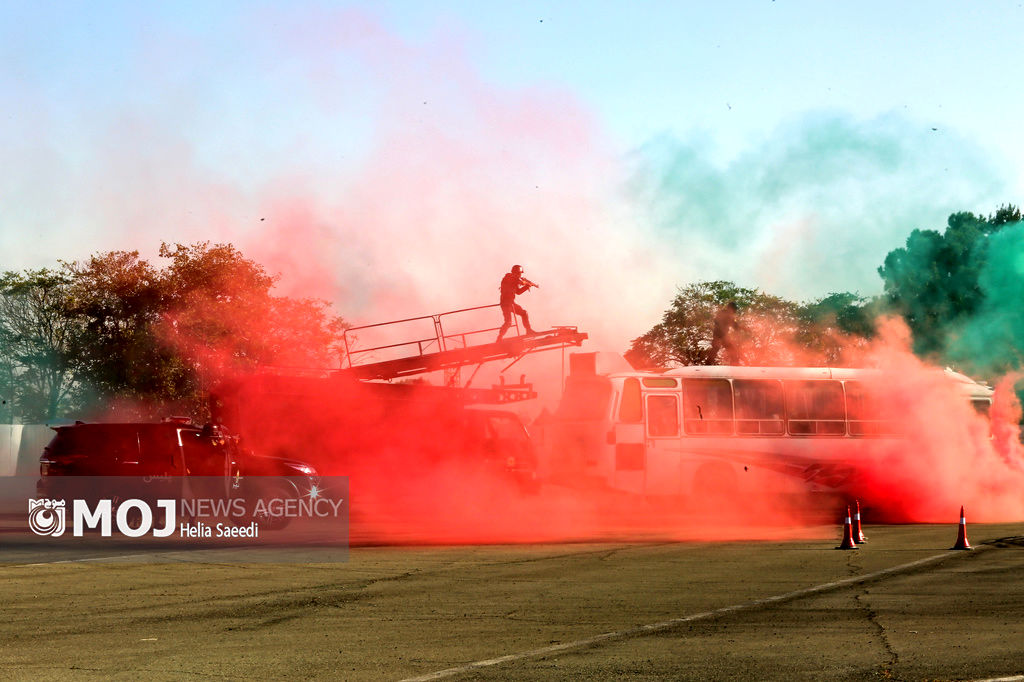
[9,553,151,567]
[971,676,1024,682]
[399,550,972,682]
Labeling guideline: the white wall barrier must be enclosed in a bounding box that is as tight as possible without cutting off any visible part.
[0,425,53,476]
[0,424,22,476]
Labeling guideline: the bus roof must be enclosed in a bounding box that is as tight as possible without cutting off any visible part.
[602,365,993,399]
[663,365,839,381]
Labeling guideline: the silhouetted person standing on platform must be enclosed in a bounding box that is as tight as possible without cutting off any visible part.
[709,300,740,364]
[497,264,536,341]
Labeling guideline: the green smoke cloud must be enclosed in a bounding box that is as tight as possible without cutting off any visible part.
[627,111,1008,300]
[951,222,1024,374]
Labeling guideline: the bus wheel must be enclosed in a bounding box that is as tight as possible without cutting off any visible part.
[692,463,737,511]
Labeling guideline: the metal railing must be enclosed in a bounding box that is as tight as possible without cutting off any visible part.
[341,303,518,369]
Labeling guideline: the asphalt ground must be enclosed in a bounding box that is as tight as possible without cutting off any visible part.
[2,522,1024,681]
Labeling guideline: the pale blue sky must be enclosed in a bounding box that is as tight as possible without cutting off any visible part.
[378,2,1024,161]
[2,1,1023,340]
[5,2,1023,177]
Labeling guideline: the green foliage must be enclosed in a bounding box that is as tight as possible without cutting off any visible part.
[625,281,873,369]
[632,203,1022,377]
[795,291,878,360]
[0,269,89,421]
[0,243,347,422]
[625,281,761,368]
[876,203,1024,424]
[158,242,345,372]
[878,205,1019,359]
[65,250,182,408]
[948,221,1024,375]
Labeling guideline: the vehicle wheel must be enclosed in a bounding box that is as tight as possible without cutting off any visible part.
[232,478,295,531]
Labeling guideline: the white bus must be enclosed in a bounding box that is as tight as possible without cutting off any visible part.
[539,352,993,502]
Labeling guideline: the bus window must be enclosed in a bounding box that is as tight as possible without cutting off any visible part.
[734,380,784,435]
[620,377,643,423]
[683,379,733,435]
[646,395,679,437]
[971,399,991,418]
[785,381,846,436]
[846,381,903,436]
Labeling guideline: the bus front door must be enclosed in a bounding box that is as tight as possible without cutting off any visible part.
[642,393,682,496]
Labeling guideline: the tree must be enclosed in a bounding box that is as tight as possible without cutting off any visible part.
[795,291,877,363]
[989,204,1022,228]
[626,281,801,368]
[65,250,186,412]
[0,269,88,421]
[1,242,348,422]
[627,281,875,369]
[877,205,1019,358]
[157,242,347,378]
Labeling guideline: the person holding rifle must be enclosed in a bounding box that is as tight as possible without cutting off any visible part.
[496,264,537,341]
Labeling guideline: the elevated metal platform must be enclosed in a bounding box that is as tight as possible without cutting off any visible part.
[336,326,588,381]
[232,305,587,406]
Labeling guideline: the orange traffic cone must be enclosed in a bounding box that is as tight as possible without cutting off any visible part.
[951,505,972,550]
[836,506,859,550]
[853,499,867,543]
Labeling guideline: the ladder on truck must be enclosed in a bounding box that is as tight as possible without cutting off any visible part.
[337,303,587,401]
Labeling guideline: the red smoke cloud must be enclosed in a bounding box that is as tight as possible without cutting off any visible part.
[842,319,1024,522]
[80,10,1023,541]
[231,9,668,353]
[709,313,1024,523]
[153,281,1024,546]
[210,369,826,545]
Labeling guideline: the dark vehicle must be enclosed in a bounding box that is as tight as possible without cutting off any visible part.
[40,419,232,479]
[37,419,320,529]
[461,409,540,494]
[212,374,542,494]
